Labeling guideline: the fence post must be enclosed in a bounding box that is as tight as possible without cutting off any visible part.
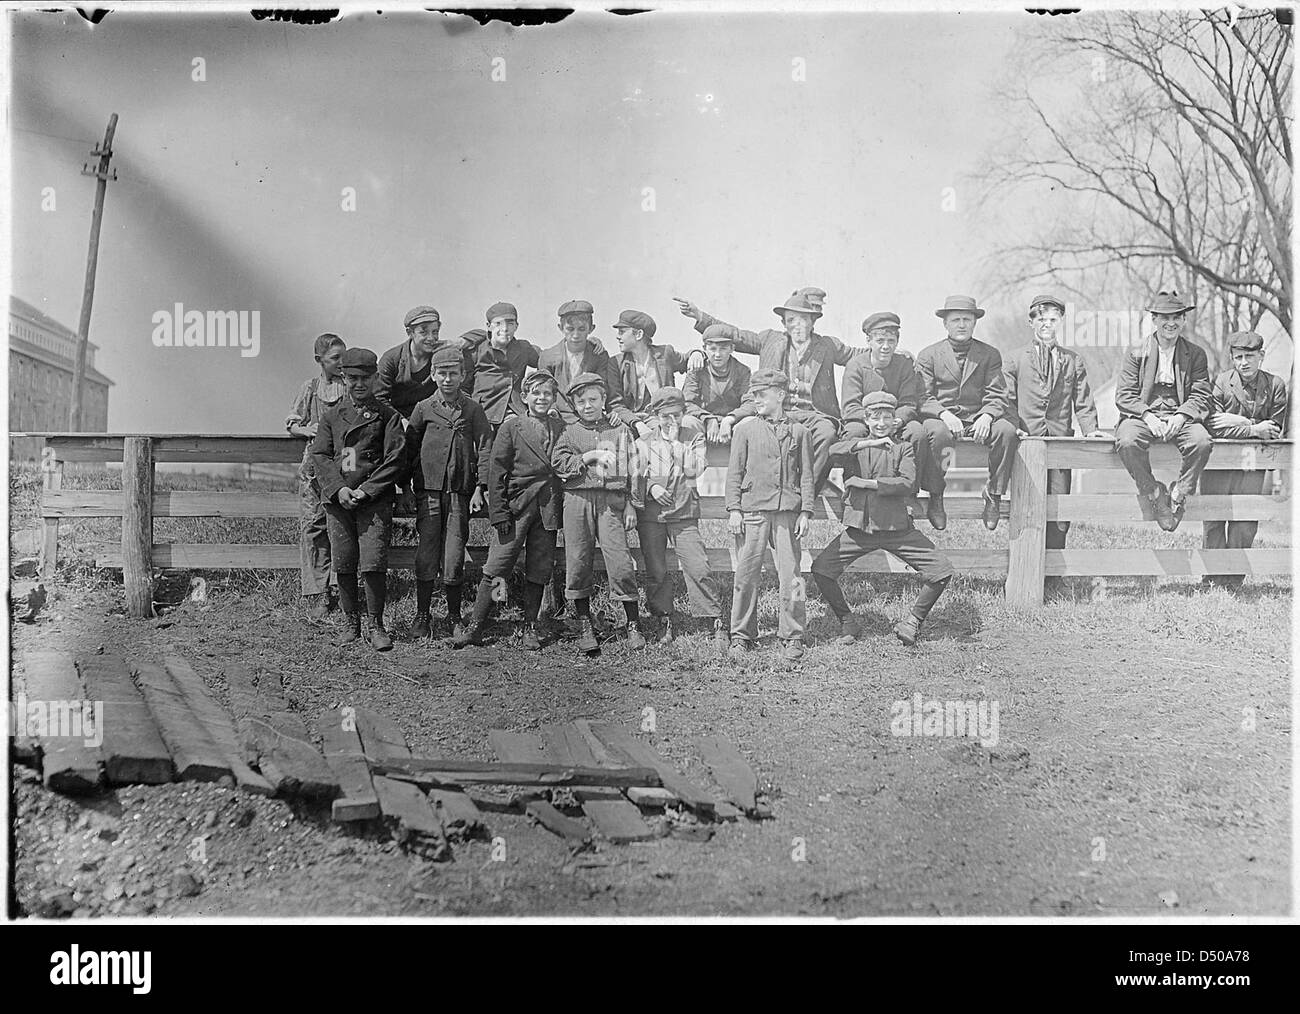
[1005,437,1048,606]
[122,436,155,618]
[39,446,64,583]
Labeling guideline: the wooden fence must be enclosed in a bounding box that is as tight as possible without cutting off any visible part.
[25,432,1292,616]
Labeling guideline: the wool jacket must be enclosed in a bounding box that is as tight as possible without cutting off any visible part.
[537,339,628,426]
[487,412,566,530]
[1208,368,1289,438]
[724,414,815,514]
[630,429,708,523]
[403,390,492,495]
[840,351,924,430]
[682,358,752,420]
[310,394,407,503]
[551,415,636,492]
[1003,342,1099,436]
[1114,334,1212,422]
[915,337,1008,422]
[828,436,917,533]
[461,335,541,425]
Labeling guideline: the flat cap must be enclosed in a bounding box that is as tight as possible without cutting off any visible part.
[702,323,736,345]
[404,305,440,329]
[567,371,608,397]
[558,299,595,319]
[1227,330,1265,351]
[749,367,790,392]
[431,345,466,368]
[862,312,901,334]
[523,368,558,391]
[1029,293,1067,314]
[340,348,379,373]
[615,309,657,339]
[862,390,899,411]
[649,386,686,412]
[486,301,518,323]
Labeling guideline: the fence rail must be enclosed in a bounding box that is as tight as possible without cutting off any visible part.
[21,432,1292,616]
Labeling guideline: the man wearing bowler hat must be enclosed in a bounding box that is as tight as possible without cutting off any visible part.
[1202,329,1289,587]
[915,295,1018,531]
[840,312,926,480]
[674,287,864,491]
[1114,290,1213,532]
[1003,294,1106,556]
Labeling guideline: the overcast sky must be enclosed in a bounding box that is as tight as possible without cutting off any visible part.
[12,8,1037,433]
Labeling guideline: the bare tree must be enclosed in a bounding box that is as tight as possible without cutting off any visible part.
[973,9,1292,360]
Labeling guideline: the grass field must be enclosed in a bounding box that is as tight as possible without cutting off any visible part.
[8,463,1292,917]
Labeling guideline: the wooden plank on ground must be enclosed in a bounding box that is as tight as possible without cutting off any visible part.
[522,799,591,843]
[540,724,655,844]
[223,664,337,798]
[627,786,677,808]
[490,729,603,843]
[371,775,447,838]
[164,657,273,796]
[696,736,758,813]
[21,651,104,793]
[132,661,231,783]
[75,655,173,785]
[317,709,380,821]
[589,723,717,817]
[354,707,480,834]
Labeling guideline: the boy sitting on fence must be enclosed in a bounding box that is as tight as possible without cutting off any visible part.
[459,370,566,649]
[285,332,346,618]
[460,301,543,437]
[810,391,955,647]
[1202,330,1289,588]
[404,346,493,644]
[682,323,751,444]
[551,371,643,654]
[726,368,815,663]
[631,386,729,652]
[310,348,407,650]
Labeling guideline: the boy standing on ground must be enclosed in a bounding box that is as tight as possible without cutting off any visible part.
[310,348,407,650]
[286,332,347,618]
[726,368,815,663]
[551,372,644,654]
[405,346,493,643]
[459,370,566,648]
[631,386,729,652]
[811,392,956,647]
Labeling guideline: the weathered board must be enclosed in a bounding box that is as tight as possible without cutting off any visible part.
[316,709,380,821]
[75,654,173,785]
[22,651,104,792]
[697,735,758,813]
[164,657,273,796]
[223,664,337,798]
[589,723,717,816]
[540,724,655,844]
[132,661,230,783]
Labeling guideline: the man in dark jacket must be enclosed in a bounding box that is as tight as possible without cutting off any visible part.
[1202,330,1289,586]
[915,294,1018,531]
[1003,294,1105,552]
[1114,290,1213,532]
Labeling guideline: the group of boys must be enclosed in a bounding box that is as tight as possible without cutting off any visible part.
[286,285,1288,659]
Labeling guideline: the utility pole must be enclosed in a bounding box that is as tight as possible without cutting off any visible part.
[68,112,118,431]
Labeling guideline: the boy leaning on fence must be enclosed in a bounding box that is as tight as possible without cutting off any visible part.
[1202,330,1289,589]
[309,348,407,651]
[404,346,493,645]
[811,391,955,647]
[726,367,815,664]
[551,371,643,655]
[285,332,347,618]
[630,386,729,653]
[459,369,566,649]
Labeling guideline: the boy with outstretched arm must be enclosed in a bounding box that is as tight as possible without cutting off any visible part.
[285,332,346,618]
[631,386,729,652]
[459,370,566,648]
[551,372,644,654]
[811,391,956,646]
[310,348,407,650]
[404,346,493,644]
[726,368,815,663]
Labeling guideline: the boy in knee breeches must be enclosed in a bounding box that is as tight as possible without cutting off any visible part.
[811,391,956,647]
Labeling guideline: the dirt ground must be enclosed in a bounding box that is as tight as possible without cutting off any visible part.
[8,551,1290,919]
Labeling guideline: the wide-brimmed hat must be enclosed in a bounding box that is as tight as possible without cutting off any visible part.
[1147,290,1195,315]
[772,290,824,320]
[935,295,985,319]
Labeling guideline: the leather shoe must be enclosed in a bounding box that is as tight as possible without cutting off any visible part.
[927,492,947,530]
